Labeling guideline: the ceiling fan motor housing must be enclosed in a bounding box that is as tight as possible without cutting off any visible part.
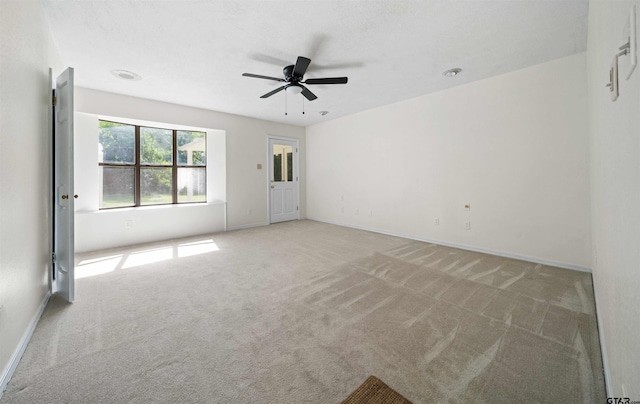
[283,65,298,81]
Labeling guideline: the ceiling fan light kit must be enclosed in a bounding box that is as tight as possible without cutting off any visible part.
[286,85,303,95]
[242,56,348,103]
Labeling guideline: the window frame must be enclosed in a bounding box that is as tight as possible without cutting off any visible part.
[99,120,207,209]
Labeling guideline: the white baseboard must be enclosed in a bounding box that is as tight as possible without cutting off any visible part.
[591,278,612,397]
[226,221,269,231]
[307,217,592,273]
[0,291,51,399]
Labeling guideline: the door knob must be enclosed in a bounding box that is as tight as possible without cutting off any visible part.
[271,185,275,189]
[61,195,68,199]
[74,195,78,199]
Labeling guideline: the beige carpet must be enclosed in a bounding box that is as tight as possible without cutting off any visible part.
[3,220,605,403]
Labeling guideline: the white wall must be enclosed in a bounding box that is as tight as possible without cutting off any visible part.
[307,53,591,270]
[587,0,640,397]
[75,203,227,253]
[74,112,227,252]
[74,88,306,249]
[0,0,62,393]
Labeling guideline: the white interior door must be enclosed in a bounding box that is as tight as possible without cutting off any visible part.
[269,138,298,223]
[53,67,75,302]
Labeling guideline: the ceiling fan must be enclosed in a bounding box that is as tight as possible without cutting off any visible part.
[242,56,348,101]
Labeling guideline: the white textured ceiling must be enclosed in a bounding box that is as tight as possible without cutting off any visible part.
[40,0,588,127]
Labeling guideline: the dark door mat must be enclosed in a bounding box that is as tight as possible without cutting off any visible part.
[341,375,412,404]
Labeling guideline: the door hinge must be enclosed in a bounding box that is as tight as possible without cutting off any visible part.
[51,252,57,264]
[297,206,299,211]
[52,91,57,107]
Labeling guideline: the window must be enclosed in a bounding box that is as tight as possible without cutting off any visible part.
[99,120,206,209]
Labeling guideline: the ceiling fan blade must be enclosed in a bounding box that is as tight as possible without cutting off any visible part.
[293,56,311,77]
[242,73,285,82]
[300,85,317,101]
[260,86,286,98]
[304,77,348,85]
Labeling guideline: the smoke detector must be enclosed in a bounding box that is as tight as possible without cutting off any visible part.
[443,68,462,77]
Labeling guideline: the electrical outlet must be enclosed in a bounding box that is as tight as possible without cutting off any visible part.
[434,218,440,225]
[464,221,471,230]
[125,219,132,229]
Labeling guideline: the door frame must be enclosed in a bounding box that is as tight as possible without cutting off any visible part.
[267,136,300,224]
[49,68,55,293]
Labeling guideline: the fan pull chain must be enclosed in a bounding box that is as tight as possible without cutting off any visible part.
[284,89,288,115]
[302,96,305,115]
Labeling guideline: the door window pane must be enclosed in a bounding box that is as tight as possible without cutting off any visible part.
[177,131,206,166]
[178,167,206,203]
[141,167,173,205]
[140,127,173,165]
[287,151,293,181]
[273,144,293,182]
[100,166,134,208]
[274,154,282,182]
[99,122,135,164]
